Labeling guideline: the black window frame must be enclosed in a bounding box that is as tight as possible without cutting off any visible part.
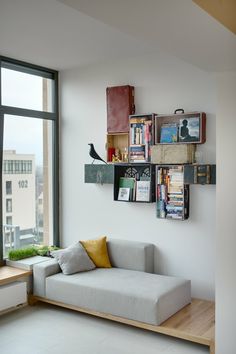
[0,56,59,264]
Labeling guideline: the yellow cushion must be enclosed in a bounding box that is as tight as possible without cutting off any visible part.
[80,236,112,268]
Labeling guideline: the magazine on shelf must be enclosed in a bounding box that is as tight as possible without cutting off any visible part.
[136,180,151,202]
[160,123,178,143]
[118,187,130,201]
[119,177,136,201]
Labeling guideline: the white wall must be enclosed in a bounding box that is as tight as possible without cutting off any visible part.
[216,72,236,354]
[60,52,216,300]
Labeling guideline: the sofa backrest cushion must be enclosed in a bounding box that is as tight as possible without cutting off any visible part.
[107,239,154,273]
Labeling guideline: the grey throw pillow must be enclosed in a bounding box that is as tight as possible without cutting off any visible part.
[51,242,95,275]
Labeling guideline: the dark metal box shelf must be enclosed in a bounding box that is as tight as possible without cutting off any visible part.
[114,163,156,202]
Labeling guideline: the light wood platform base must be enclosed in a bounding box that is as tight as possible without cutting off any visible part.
[0,266,32,286]
[29,296,215,354]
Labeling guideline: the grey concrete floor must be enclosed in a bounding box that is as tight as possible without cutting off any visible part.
[0,303,209,354]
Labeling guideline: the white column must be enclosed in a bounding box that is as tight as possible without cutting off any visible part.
[216,71,236,354]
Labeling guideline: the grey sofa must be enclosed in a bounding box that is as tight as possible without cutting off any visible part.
[33,239,191,326]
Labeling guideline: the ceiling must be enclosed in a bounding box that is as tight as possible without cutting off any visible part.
[0,0,236,72]
[0,0,151,71]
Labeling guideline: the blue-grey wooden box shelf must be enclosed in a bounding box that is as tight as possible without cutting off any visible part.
[184,164,216,185]
[84,164,114,184]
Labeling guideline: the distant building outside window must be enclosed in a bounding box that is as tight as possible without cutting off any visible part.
[6,181,12,195]
[3,159,32,174]
[6,199,12,213]
[6,216,12,225]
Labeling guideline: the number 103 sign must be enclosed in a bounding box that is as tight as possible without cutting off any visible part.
[18,180,28,188]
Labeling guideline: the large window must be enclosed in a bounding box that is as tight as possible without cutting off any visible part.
[0,57,59,262]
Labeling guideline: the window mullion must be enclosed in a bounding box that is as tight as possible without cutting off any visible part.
[1,105,56,121]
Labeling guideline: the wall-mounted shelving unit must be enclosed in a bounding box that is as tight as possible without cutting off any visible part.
[84,86,216,219]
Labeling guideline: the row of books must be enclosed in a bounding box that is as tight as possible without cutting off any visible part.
[130,121,152,145]
[129,119,152,162]
[160,116,200,143]
[118,177,151,202]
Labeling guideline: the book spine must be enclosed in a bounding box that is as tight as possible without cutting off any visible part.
[142,125,145,145]
[157,169,161,184]
[131,124,135,144]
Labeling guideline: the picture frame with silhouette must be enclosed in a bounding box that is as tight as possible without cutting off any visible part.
[179,117,200,142]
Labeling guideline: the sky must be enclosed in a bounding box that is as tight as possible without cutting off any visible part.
[2,68,51,165]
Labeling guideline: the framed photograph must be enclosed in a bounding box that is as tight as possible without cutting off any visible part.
[179,117,200,142]
[118,187,130,201]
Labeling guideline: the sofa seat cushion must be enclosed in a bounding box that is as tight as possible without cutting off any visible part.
[46,268,191,325]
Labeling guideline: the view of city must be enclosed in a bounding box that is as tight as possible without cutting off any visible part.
[1,68,53,257]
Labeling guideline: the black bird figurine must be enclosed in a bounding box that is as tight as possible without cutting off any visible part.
[88,143,107,164]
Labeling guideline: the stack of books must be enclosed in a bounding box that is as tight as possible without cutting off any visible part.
[156,166,184,220]
[166,167,184,219]
[129,145,146,162]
